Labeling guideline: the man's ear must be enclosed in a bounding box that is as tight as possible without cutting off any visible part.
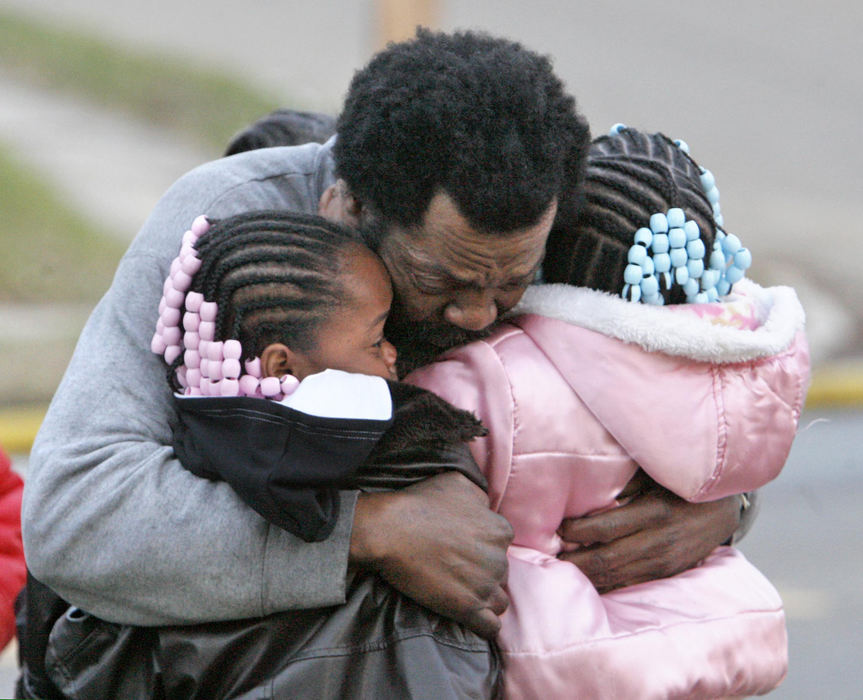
[318,179,363,227]
[260,343,307,380]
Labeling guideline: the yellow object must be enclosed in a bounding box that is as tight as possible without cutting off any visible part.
[0,405,46,454]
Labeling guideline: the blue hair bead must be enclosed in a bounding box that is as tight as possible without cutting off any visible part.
[701,269,720,290]
[627,245,647,265]
[668,227,686,248]
[700,169,715,190]
[734,248,752,270]
[706,186,720,205]
[717,279,731,296]
[721,233,741,255]
[670,248,688,268]
[675,266,690,285]
[694,291,709,304]
[683,278,700,297]
[649,213,669,234]
[725,266,745,284]
[674,139,689,154]
[667,208,686,228]
[640,275,659,298]
[686,239,706,259]
[684,220,700,240]
[706,288,719,302]
[654,253,671,273]
[642,256,655,276]
[709,249,726,270]
[609,123,627,135]
[687,258,704,278]
[634,228,653,247]
[714,213,724,227]
[624,264,643,285]
[651,233,669,254]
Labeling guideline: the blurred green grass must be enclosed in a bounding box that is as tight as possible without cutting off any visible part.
[0,9,284,304]
[0,9,280,151]
[0,143,126,302]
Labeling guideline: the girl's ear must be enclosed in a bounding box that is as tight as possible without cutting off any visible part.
[260,343,309,380]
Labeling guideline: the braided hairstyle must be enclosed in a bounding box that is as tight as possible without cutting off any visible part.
[544,127,719,304]
[166,210,364,391]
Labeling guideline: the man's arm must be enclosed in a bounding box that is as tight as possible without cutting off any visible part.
[557,481,742,592]
[23,152,511,631]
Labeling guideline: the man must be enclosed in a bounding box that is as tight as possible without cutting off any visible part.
[23,29,744,647]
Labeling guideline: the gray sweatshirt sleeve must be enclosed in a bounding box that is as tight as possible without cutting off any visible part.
[22,146,355,625]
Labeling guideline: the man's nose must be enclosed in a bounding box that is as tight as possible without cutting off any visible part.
[443,291,498,331]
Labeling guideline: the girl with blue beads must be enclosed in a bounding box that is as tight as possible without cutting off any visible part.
[406,125,810,699]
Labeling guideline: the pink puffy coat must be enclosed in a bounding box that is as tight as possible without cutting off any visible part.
[407,280,810,699]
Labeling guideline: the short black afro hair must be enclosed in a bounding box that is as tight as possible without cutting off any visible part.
[334,28,590,234]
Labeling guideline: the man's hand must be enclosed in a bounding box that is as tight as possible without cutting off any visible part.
[350,471,513,639]
[558,474,741,593]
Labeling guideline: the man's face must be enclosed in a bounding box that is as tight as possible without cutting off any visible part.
[376,191,555,361]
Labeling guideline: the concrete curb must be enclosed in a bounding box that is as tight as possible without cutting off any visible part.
[2,366,861,455]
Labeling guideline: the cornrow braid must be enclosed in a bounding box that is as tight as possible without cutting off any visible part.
[544,127,718,304]
[166,210,364,392]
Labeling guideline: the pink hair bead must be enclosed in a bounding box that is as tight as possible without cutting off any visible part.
[188,386,202,396]
[164,345,182,364]
[172,270,193,291]
[186,368,201,388]
[238,375,259,396]
[220,378,239,396]
[200,301,218,322]
[183,312,200,332]
[151,334,167,355]
[170,258,182,276]
[183,331,200,350]
[184,349,200,369]
[158,297,167,315]
[222,358,241,379]
[182,230,195,247]
[280,374,299,395]
[163,277,174,297]
[207,341,223,361]
[165,287,185,309]
[200,380,210,396]
[161,307,181,327]
[156,318,165,334]
[223,339,242,359]
[191,215,210,236]
[181,255,201,276]
[244,357,262,378]
[198,321,215,341]
[260,376,281,397]
[186,291,203,312]
[208,362,223,381]
[200,358,210,378]
[176,366,188,388]
[163,326,181,346]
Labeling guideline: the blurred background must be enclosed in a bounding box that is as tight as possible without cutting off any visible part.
[0,1,860,697]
